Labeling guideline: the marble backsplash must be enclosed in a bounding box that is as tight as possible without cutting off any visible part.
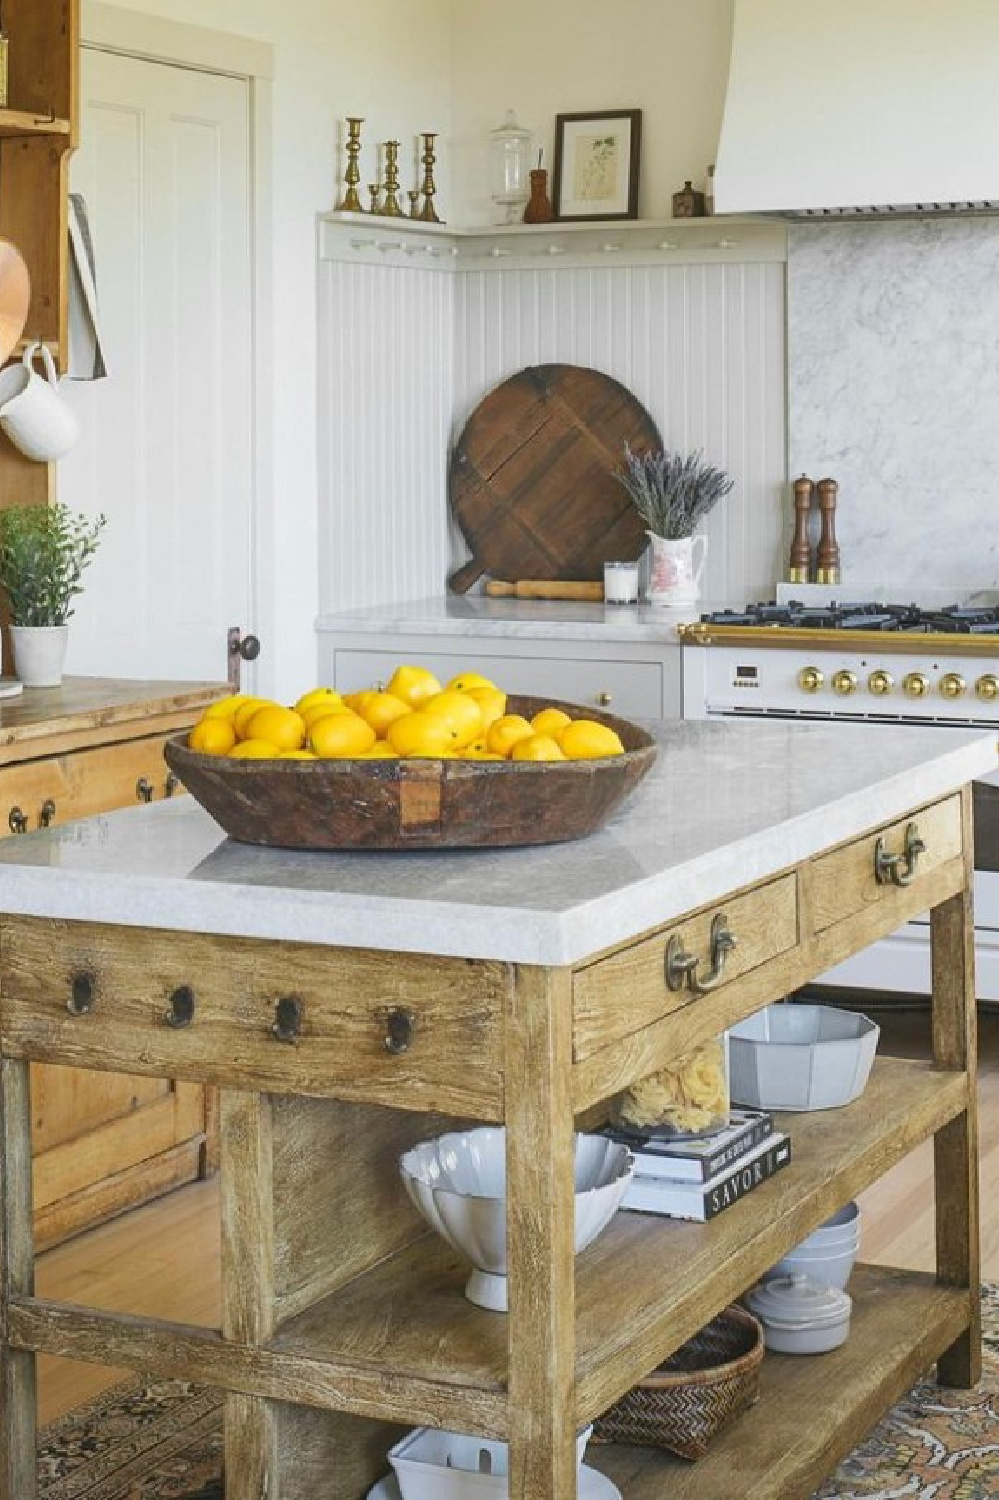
[788,217,999,596]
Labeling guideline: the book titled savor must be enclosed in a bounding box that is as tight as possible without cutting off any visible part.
[622,1131,791,1222]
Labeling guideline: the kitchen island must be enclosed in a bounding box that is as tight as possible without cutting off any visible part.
[0,716,993,1500]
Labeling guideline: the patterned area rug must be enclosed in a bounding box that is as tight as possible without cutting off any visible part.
[37,1286,999,1499]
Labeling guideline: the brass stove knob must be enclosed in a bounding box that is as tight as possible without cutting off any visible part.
[797,666,824,693]
[976,673,999,702]
[868,669,893,696]
[832,669,858,696]
[903,672,930,699]
[939,672,967,700]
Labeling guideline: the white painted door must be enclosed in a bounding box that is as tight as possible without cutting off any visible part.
[59,48,254,685]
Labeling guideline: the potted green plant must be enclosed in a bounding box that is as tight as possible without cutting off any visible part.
[614,444,733,605]
[0,502,107,687]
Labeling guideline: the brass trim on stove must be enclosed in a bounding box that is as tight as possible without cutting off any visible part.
[676,622,999,655]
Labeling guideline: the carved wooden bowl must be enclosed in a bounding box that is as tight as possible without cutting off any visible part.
[163,696,657,850]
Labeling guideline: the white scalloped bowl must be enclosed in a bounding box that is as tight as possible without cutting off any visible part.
[728,1004,879,1112]
[400,1127,633,1311]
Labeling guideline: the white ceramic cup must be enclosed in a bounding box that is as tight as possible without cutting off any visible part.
[0,341,80,462]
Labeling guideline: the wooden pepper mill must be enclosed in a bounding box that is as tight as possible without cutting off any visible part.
[788,474,814,584]
[815,477,841,586]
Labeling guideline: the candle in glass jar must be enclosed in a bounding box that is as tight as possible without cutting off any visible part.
[604,560,639,604]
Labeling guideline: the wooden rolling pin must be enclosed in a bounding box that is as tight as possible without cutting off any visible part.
[485,579,604,601]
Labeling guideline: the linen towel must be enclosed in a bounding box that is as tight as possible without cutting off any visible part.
[67,192,108,380]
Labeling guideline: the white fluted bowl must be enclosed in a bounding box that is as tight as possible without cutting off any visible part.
[400,1127,633,1311]
[729,1004,879,1111]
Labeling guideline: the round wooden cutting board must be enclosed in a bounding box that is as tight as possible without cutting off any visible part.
[448,363,661,593]
[0,239,30,365]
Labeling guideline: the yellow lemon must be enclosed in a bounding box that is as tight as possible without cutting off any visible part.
[301,700,351,729]
[308,712,376,758]
[187,717,237,755]
[511,734,566,762]
[233,697,274,739]
[243,704,306,753]
[486,714,535,758]
[203,693,248,721]
[386,663,442,709]
[467,685,507,731]
[559,720,625,759]
[343,689,375,713]
[463,749,505,761]
[531,706,573,738]
[277,749,317,759]
[386,710,453,758]
[229,738,279,759]
[422,689,483,748]
[446,671,496,693]
[294,686,342,715]
[357,691,411,738]
[359,741,399,759]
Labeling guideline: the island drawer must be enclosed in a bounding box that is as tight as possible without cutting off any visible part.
[572,872,799,1061]
[0,733,183,839]
[0,919,507,1117]
[811,795,963,934]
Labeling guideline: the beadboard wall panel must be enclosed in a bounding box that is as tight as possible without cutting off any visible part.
[452,261,787,604]
[319,257,454,612]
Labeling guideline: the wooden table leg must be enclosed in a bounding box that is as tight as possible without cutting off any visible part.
[931,786,980,1388]
[220,1089,278,1496]
[505,964,578,1499]
[0,1059,37,1500]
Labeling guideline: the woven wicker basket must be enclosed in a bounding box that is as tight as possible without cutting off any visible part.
[592,1303,764,1460]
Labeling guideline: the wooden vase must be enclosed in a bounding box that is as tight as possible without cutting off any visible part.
[523,169,554,224]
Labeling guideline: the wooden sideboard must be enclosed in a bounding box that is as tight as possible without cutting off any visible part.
[0,675,225,1248]
[0,714,989,1499]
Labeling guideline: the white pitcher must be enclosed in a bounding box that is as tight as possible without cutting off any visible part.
[0,341,80,462]
[646,530,708,606]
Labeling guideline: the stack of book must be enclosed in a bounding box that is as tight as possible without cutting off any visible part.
[606,1108,791,1222]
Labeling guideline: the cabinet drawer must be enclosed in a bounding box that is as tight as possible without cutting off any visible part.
[812,795,963,934]
[0,733,183,838]
[0,919,507,1117]
[573,873,799,1061]
[333,649,665,719]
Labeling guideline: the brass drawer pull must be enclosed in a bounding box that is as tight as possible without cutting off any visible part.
[67,972,96,1017]
[8,806,27,835]
[271,996,303,1043]
[136,777,154,804]
[384,1008,415,1055]
[665,915,737,994]
[874,822,926,887]
[164,985,195,1028]
[39,799,56,828]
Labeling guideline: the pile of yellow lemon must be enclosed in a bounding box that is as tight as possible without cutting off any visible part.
[186,665,625,763]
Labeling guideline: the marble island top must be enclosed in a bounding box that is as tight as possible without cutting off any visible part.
[314,595,708,644]
[0,720,991,965]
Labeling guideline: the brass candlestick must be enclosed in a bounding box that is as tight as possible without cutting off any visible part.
[340,116,365,213]
[418,132,442,223]
[381,140,404,217]
[368,183,382,215]
[408,190,421,219]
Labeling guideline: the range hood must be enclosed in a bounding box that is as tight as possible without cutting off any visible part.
[714,0,999,218]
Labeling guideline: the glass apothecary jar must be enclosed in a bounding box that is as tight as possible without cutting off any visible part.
[610,1034,730,1139]
[490,109,532,224]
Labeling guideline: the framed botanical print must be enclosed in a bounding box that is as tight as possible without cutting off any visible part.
[552,109,642,221]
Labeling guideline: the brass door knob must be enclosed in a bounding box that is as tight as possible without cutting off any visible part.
[939,672,966,700]
[797,667,823,693]
[903,672,930,698]
[832,670,858,696]
[867,670,893,696]
[977,673,999,701]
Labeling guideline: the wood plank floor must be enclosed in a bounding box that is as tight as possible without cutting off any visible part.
[33,1008,999,1428]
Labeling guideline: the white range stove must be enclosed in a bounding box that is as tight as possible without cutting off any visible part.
[679,597,999,1002]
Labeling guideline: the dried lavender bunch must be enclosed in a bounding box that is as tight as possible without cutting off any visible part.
[614,444,734,539]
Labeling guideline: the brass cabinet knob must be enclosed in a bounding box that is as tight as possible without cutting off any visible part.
[136,777,154,803]
[7,806,27,835]
[67,971,96,1016]
[832,670,858,696]
[977,673,999,702]
[939,672,966,700]
[39,798,56,827]
[867,670,893,696]
[797,667,823,693]
[903,672,930,699]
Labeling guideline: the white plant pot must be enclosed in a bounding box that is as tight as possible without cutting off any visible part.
[11,624,69,688]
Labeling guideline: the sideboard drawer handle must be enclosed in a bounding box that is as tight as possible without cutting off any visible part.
[68,972,95,1016]
[136,777,154,804]
[164,985,196,1028]
[665,934,698,991]
[874,822,927,887]
[271,996,303,1043]
[384,1008,415,1055]
[689,914,738,994]
[8,806,27,835]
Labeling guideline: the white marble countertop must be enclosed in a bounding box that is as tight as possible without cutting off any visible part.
[0,720,991,966]
[314,595,715,645]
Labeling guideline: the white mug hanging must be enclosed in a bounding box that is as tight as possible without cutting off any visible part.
[0,341,80,462]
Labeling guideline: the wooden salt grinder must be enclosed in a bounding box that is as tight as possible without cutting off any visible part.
[788,474,814,583]
[815,477,840,585]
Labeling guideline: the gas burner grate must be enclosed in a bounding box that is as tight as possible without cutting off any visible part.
[697,600,993,633]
